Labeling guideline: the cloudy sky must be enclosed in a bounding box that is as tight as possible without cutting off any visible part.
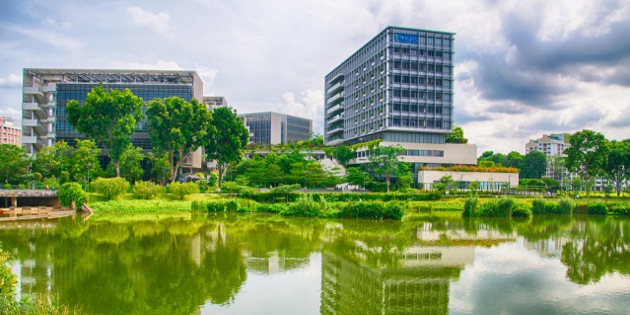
[1,0,629,154]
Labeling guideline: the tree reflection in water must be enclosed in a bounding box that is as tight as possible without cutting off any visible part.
[0,213,628,314]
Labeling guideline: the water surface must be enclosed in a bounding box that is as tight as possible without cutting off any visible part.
[1,213,628,314]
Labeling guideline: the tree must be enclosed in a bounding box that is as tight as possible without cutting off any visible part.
[204,106,248,187]
[367,145,405,192]
[521,151,547,179]
[146,97,211,182]
[33,140,72,181]
[445,126,468,144]
[118,144,145,183]
[333,145,355,165]
[66,86,144,177]
[601,140,630,197]
[548,155,566,183]
[0,144,30,185]
[503,151,524,169]
[346,167,369,188]
[433,175,456,193]
[478,151,505,166]
[564,130,609,182]
[70,139,102,184]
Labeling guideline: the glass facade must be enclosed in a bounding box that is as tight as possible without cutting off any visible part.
[324,26,454,146]
[55,83,193,150]
[240,112,312,145]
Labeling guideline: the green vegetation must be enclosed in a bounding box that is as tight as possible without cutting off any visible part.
[58,182,88,208]
[67,85,144,177]
[204,106,249,187]
[92,177,131,200]
[167,182,200,200]
[531,198,575,215]
[132,180,164,199]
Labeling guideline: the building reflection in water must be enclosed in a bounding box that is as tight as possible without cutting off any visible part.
[321,222,516,315]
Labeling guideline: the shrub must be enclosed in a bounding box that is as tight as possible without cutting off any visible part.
[608,203,630,215]
[462,196,479,217]
[587,202,608,215]
[557,198,575,215]
[133,181,163,199]
[237,199,258,212]
[281,197,322,217]
[511,203,532,217]
[532,199,546,214]
[168,182,199,200]
[496,197,516,217]
[382,202,405,220]
[256,203,287,214]
[58,182,87,208]
[192,199,238,212]
[92,177,130,200]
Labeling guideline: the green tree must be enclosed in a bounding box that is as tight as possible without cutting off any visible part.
[521,151,547,179]
[204,107,249,188]
[548,155,566,183]
[333,145,355,165]
[504,151,524,169]
[118,144,145,183]
[70,139,102,185]
[66,86,144,177]
[445,126,468,144]
[367,145,405,192]
[600,140,630,197]
[433,175,456,193]
[33,140,72,181]
[478,151,505,166]
[146,97,211,182]
[0,144,30,185]
[564,130,609,182]
[346,167,369,188]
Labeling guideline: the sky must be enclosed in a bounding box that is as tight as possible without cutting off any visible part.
[1,0,629,155]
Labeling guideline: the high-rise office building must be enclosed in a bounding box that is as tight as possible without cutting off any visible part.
[239,112,312,145]
[0,116,21,146]
[22,68,205,170]
[324,26,476,167]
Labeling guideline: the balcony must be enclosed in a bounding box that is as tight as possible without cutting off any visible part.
[327,114,343,124]
[326,138,344,146]
[23,102,43,113]
[326,92,344,105]
[24,86,46,103]
[22,119,47,134]
[327,125,344,134]
[326,104,343,115]
[328,81,344,95]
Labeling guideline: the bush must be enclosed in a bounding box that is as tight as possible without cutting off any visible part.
[496,197,516,217]
[462,196,479,217]
[58,182,87,208]
[587,202,608,215]
[557,198,575,215]
[608,203,630,215]
[192,200,237,212]
[167,182,199,200]
[237,199,257,212]
[92,177,130,200]
[132,181,163,199]
[281,197,322,217]
[511,203,532,217]
[532,199,546,214]
[256,203,287,214]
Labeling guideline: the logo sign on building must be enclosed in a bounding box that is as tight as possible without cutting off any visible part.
[394,33,418,44]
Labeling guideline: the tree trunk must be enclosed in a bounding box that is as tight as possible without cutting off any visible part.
[114,160,121,177]
[386,175,391,192]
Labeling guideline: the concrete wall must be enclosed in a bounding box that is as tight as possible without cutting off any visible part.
[418,170,519,190]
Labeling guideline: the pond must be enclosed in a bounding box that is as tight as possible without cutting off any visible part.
[1,213,629,314]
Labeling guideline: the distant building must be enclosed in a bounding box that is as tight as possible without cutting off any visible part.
[525,133,570,157]
[239,112,312,145]
[0,116,21,145]
[22,68,205,172]
[324,26,477,185]
[203,96,228,110]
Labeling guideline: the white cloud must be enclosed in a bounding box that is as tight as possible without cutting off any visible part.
[0,74,21,88]
[195,65,220,95]
[110,60,183,70]
[127,6,171,35]
[278,90,325,135]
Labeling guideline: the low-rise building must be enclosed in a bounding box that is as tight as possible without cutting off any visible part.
[0,116,21,145]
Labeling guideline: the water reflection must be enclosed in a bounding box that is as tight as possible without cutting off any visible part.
[0,213,628,314]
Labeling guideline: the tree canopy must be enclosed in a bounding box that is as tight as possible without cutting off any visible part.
[564,129,609,181]
[521,151,547,179]
[146,97,211,182]
[367,145,405,192]
[0,144,30,185]
[445,126,468,144]
[204,106,248,187]
[66,86,144,177]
